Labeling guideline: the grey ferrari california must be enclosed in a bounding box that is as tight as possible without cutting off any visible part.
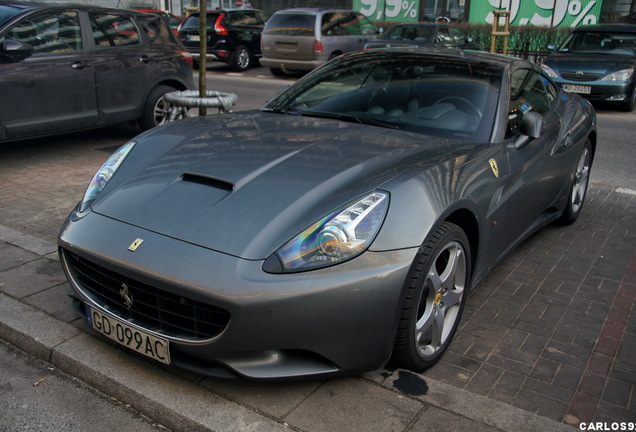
[58,48,596,379]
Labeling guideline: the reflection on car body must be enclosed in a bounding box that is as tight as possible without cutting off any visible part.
[58,48,596,380]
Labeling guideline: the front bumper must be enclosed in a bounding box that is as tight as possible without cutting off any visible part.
[58,209,417,379]
[552,77,634,104]
[260,56,327,72]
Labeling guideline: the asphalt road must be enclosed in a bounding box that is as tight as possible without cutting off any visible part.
[0,339,169,432]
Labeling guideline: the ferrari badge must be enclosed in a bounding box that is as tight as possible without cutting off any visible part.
[489,159,499,179]
[128,238,144,251]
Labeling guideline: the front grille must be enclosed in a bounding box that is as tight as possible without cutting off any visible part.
[63,249,231,341]
[560,71,603,82]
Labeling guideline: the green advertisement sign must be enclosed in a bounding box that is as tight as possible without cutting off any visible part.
[469,0,603,27]
[354,0,420,22]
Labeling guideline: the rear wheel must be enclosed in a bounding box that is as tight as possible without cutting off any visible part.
[392,222,470,372]
[230,45,251,72]
[558,139,592,225]
[139,85,176,131]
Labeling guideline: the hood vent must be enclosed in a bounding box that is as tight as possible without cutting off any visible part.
[181,173,234,191]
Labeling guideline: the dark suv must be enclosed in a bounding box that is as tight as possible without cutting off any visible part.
[178,9,266,71]
[0,1,194,143]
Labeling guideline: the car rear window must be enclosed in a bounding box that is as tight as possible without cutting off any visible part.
[180,13,221,32]
[264,13,315,36]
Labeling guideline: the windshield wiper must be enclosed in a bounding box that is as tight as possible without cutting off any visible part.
[300,111,399,129]
[261,107,307,116]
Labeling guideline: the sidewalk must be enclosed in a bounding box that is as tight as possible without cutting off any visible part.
[0,179,634,431]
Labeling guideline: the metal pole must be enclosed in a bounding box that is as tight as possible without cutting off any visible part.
[198,0,207,116]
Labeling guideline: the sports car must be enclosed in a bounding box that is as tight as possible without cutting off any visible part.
[58,48,596,379]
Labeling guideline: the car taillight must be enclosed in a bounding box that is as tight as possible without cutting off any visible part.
[180,50,194,68]
[313,40,323,54]
[214,14,228,35]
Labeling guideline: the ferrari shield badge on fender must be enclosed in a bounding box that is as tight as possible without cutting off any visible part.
[489,159,499,179]
[128,238,144,251]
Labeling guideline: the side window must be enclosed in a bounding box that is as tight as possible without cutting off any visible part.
[235,12,261,26]
[321,12,376,36]
[508,68,553,137]
[356,13,377,35]
[7,11,82,54]
[136,15,171,45]
[90,13,140,48]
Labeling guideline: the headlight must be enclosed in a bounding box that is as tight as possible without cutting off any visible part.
[601,69,633,82]
[541,64,558,78]
[79,141,135,212]
[263,191,389,273]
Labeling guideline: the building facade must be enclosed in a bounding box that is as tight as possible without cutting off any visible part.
[40,0,636,24]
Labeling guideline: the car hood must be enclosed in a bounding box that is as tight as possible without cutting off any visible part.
[91,112,461,259]
[544,52,636,75]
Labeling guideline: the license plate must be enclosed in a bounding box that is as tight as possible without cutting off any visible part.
[188,35,200,42]
[87,306,171,365]
[563,84,591,94]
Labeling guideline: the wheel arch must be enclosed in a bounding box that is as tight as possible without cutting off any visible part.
[587,130,597,163]
[444,208,479,273]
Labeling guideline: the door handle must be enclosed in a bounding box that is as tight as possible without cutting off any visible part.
[71,61,90,70]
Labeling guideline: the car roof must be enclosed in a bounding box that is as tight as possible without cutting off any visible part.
[355,46,532,70]
[0,1,150,14]
[572,23,636,32]
[188,9,263,14]
[272,8,357,14]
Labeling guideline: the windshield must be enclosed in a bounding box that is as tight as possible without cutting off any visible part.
[264,52,502,142]
[0,5,23,27]
[180,13,220,32]
[559,30,636,55]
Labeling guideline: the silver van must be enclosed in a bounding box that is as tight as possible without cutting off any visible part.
[260,8,379,76]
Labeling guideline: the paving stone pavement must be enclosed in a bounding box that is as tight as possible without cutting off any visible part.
[0,129,635,431]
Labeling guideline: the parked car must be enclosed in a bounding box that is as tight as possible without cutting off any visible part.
[542,23,636,111]
[364,23,482,50]
[178,9,266,71]
[58,48,596,380]
[135,9,182,36]
[260,8,380,76]
[0,1,194,143]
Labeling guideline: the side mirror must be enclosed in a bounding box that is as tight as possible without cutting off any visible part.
[515,111,544,149]
[0,37,34,62]
[467,36,474,43]
[547,43,556,51]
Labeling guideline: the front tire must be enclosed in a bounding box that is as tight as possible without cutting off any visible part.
[558,139,592,225]
[139,85,176,131]
[392,222,470,372]
[621,88,636,112]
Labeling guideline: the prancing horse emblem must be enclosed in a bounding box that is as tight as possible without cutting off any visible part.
[120,283,134,309]
[489,158,499,179]
[128,238,144,251]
